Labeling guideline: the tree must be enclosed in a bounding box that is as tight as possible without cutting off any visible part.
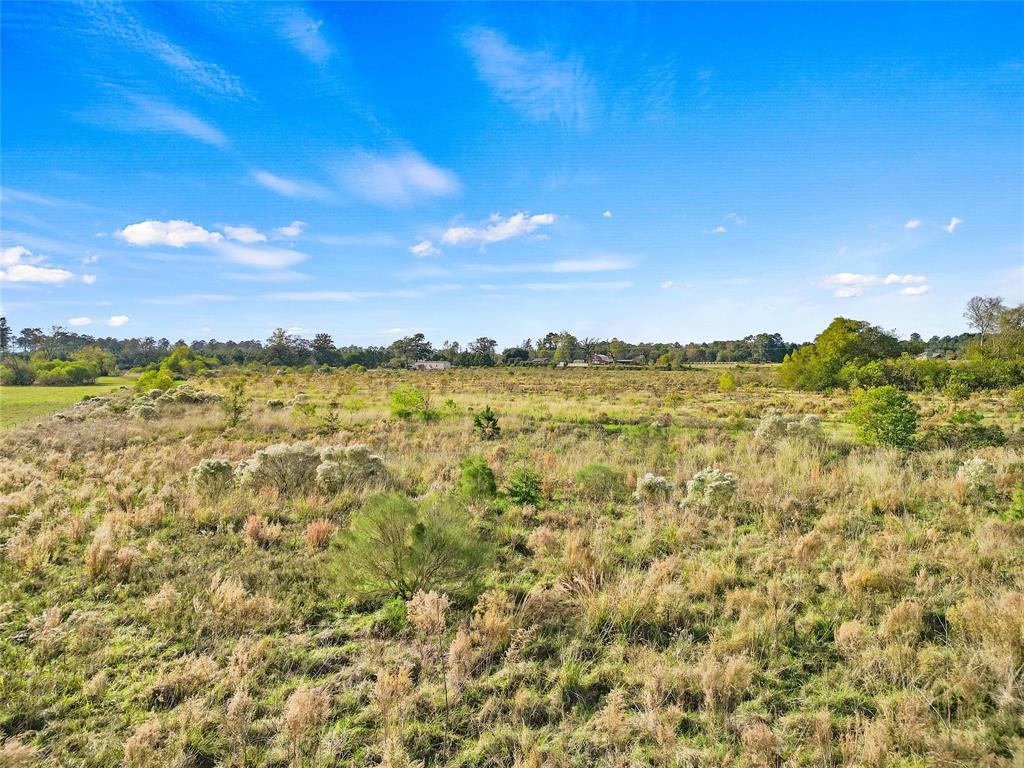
[991,304,1024,360]
[15,327,45,353]
[964,296,1005,351]
[0,317,10,357]
[849,386,918,448]
[387,333,433,366]
[221,380,249,428]
[468,337,497,357]
[501,347,530,365]
[311,333,337,366]
[264,328,308,367]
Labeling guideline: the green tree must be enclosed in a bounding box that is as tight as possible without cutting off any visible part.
[780,317,901,390]
[963,296,1005,351]
[0,317,10,357]
[336,493,490,600]
[311,333,338,366]
[221,380,249,427]
[458,455,497,501]
[849,386,919,448]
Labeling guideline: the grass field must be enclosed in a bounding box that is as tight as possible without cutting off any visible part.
[0,377,134,428]
[0,367,1021,767]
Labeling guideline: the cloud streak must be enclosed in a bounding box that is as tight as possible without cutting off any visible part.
[336,150,461,206]
[442,212,557,247]
[822,272,929,298]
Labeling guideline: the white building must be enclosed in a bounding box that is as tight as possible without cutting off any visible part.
[410,360,451,371]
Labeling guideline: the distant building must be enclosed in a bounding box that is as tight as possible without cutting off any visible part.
[410,360,451,371]
[591,354,613,365]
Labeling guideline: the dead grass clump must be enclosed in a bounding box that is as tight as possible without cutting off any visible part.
[879,600,923,641]
[793,531,826,568]
[150,655,218,707]
[470,590,516,656]
[305,518,334,550]
[698,653,752,712]
[242,514,282,546]
[526,524,559,556]
[835,620,868,657]
[282,685,329,765]
[123,720,164,768]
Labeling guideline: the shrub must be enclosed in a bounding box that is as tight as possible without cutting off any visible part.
[336,493,490,599]
[129,403,158,421]
[459,454,497,501]
[575,464,626,502]
[316,445,386,492]
[685,467,738,507]
[220,380,248,427]
[1,358,36,385]
[266,398,285,409]
[943,375,971,402]
[389,386,430,419]
[957,457,997,499]
[718,372,736,392]
[505,466,542,506]
[136,368,174,393]
[188,458,235,497]
[306,519,334,550]
[849,386,918,448]
[920,411,1007,449]
[634,472,672,503]
[472,405,501,440]
[235,442,321,496]
[753,408,822,447]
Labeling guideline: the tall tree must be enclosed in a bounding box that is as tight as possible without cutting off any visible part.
[0,317,10,357]
[964,296,1006,351]
[311,333,337,366]
[468,337,497,356]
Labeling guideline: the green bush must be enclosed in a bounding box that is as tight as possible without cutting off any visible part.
[718,372,736,392]
[849,386,919,448]
[389,385,431,419]
[336,493,490,600]
[920,411,1007,449]
[505,466,542,506]
[32,359,99,385]
[0,358,35,385]
[459,454,497,501]
[575,463,626,501]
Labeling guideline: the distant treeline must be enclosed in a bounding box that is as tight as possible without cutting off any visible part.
[0,317,983,373]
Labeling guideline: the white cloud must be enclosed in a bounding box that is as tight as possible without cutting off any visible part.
[108,315,130,327]
[822,272,928,297]
[214,242,307,269]
[82,274,97,285]
[0,263,75,284]
[0,246,76,284]
[462,26,594,128]
[442,212,557,248]
[118,220,223,247]
[265,289,419,302]
[140,293,235,305]
[409,240,441,258]
[222,270,308,282]
[660,280,690,290]
[253,171,330,200]
[337,150,460,206]
[836,246,849,257]
[2,246,36,266]
[901,285,931,296]
[944,216,963,234]
[278,10,331,65]
[602,210,613,218]
[68,316,92,327]
[223,225,267,244]
[709,226,727,234]
[274,220,308,239]
[724,212,747,226]
[904,219,922,230]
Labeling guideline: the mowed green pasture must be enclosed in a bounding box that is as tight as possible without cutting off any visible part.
[0,377,134,428]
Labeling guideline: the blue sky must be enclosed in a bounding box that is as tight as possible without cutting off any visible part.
[2,2,1022,347]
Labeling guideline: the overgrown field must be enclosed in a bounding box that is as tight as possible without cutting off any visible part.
[1,368,1022,767]
[0,377,134,429]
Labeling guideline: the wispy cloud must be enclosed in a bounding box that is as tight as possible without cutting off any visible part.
[602,210,613,218]
[140,293,236,306]
[944,216,963,234]
[222,270,308,283]
[265,289,419,302]
[821,272,928,298]
[442,212,557,248]
[466,256,632,274]
[81,94,228,147]
[462,26,594,129]
[507,280,633,292]
[78,3,247,98]
[215,242,307,269]
[108,315,130,327]
[336,150,461,206]
[724,212,747,226]
[253,171,331,200]
[68,316,92,327]
[313,233,398,247]
[277,9,332,65]
[904,219,922,230]
[900,285,931,296]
